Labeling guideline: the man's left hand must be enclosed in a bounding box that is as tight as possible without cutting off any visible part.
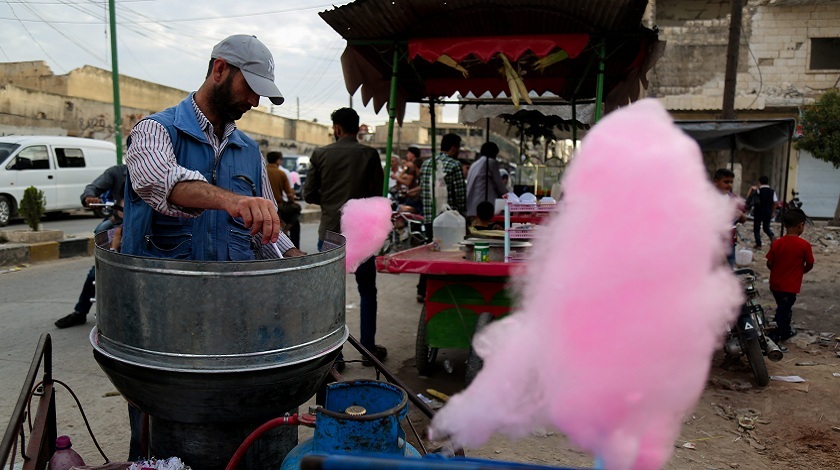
[283,248,306,257]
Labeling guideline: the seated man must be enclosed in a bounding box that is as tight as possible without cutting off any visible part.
[470,201,503,231]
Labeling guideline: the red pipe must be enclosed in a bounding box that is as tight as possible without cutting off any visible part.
[224,414,301,470]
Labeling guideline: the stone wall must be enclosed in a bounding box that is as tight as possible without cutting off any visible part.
[0,61,332,152]
[64,65,186,112]
[651,0,840,112]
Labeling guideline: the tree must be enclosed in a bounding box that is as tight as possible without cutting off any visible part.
[19,186,45,231]
[796,89,840,225]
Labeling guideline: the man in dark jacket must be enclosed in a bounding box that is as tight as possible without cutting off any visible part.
[749,175,777,249]
[80,164,126,233]
[304,107,386,368]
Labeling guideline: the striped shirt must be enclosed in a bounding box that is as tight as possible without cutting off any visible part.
[125,95,294,257]
[420,152,467,219]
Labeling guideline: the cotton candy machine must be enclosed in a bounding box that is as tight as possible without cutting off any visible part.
[90,232,348,469]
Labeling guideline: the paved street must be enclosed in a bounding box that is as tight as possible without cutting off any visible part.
[0,219,456,465]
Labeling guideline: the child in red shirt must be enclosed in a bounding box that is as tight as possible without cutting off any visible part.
[766,209,814,344]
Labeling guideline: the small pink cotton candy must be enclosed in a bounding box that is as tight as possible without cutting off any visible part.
[429,99,743,470]
[289,171,301,186]
[341,197,393,273]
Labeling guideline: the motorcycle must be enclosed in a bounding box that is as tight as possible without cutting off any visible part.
[774,190,805,222]
[382,188,427,254]
[723,268,784,386]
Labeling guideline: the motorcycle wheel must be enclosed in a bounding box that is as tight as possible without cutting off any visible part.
[415,306,438,376]
[744,337,770,387]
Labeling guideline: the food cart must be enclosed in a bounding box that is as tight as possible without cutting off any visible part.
[376,244,519,382]
[321,0,663,378]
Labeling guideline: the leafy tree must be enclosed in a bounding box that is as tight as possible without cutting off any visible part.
[796,90,840,225]
[19,186,45,231]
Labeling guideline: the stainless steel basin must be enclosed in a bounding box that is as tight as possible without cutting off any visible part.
[89,232,348,468]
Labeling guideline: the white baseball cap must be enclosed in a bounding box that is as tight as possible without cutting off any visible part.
[211,35,284,105]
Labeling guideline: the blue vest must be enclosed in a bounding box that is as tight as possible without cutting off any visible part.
[121,96,264,261]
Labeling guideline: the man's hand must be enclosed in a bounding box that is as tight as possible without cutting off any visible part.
[283,247,306,257]
[228,196,281,244]
[84,196,101,207]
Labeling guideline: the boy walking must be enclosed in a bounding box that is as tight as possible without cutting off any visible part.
[766,209,814,347]
[749,175,777,249]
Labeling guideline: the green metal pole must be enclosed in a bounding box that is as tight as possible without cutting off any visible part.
[382,45,400,196]
[595,39,606,123]
[572,95,577,149]
[108,0,123,164]
[430,101,437,218]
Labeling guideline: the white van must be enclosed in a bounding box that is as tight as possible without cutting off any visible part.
[0,136,116,226]
[281,154,311,197]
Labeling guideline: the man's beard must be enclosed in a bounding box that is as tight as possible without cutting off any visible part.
[208,72,244,123]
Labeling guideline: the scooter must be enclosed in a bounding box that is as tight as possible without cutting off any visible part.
[723,268,784,386]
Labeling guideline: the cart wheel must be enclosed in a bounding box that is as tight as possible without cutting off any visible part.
[415,306,438,376]
[465,312,493,385]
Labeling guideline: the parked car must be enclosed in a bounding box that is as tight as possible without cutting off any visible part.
[281,155,310,198]
[0,136,116,226]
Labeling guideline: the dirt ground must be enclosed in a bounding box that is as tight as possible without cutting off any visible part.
[391,220,840,470]
[3,220,839,469]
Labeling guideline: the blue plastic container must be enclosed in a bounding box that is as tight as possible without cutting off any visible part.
[281,381,420,469]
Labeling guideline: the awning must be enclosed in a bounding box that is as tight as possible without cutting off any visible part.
[676,120,795,152]
[320,0,661,124]
[408,34,590,63]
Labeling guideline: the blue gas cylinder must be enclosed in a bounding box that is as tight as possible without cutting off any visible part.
[281,380,420,469]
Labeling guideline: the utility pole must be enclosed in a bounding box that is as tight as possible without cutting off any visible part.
[296,97,300,120]
[722,0,744,119]
[108,0,123,164]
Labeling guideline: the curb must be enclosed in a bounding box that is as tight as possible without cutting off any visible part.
[0,234,95,268]
[300,207,321,224]
[0,208,321,267]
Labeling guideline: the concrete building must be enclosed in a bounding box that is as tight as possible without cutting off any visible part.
[0,61,332,156]
[648,0,840,216]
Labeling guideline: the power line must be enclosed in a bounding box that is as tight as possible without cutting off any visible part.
[3,1,65,71]
[23,0,106,63]
[0,2,344,24]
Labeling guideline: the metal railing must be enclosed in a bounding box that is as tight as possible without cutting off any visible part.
[0,333,57,470]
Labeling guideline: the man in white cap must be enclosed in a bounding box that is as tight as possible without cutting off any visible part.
[122,34,303,261]
[120,35,303,459]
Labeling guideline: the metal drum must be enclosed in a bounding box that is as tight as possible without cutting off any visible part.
[90,231,348,469]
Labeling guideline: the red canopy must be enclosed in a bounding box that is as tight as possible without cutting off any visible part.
[409,34,590,63]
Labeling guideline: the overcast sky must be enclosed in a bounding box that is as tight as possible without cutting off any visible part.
[0,0,458,128]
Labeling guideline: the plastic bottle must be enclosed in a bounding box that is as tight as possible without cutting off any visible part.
[49,435,85,470]
[432,209,465,252]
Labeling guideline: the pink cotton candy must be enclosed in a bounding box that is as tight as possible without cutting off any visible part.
[341,197,393,273]
[289,171,301,186]
[429,99,743,470]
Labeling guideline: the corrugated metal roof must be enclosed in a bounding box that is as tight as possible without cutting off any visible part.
[320,0,651,40]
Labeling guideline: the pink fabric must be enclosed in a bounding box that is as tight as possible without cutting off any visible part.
[409,34,590,63]
[341,197,393,273]
[429,99,743,470]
